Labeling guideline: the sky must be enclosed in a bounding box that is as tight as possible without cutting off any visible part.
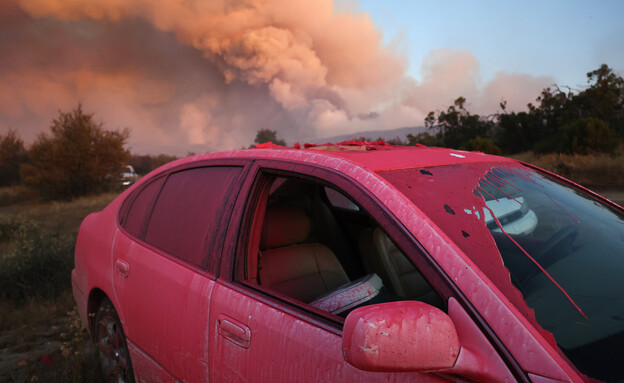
[355,0,624,87]
[1,0,623,155]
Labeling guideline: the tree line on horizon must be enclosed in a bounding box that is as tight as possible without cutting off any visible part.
[1,64,622,200]
[402,64,624,155]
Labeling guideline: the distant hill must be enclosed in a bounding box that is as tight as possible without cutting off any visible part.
[303,126,426,145]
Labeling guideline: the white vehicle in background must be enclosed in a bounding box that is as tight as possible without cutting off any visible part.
[120,165,138,187]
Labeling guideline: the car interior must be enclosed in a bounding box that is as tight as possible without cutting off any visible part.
[246,175,443,317]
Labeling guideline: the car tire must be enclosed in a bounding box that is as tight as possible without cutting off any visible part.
[95,298,135,383]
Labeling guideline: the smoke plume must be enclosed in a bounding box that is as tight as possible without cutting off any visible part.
[1,0,552,153]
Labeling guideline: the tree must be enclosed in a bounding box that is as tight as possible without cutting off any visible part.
[578,64,624,137]
[492,64,624,154]
[534,117,618,155]
[496,111,543,154]
[253,129,286,147]
[424,97,494,150]
[0,129,27,186]
[20,104,130,199]
[463,136,502,155]
[406,132,441,147]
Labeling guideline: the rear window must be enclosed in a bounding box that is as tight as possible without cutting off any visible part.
[144,166,242,267]
[380,163,624,382]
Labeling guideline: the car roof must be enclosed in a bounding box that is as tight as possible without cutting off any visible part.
[153,142,516,177]
[227,142,512,170]
[293,144,514,172]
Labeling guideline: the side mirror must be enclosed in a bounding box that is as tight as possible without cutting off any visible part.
[342,301,460,372]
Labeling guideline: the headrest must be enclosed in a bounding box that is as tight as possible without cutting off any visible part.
[260,205,310,249]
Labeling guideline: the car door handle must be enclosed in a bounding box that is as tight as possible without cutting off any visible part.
[217,315,251,349]
[115,259,130,278]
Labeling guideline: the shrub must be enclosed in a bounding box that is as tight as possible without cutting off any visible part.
[0,217,75,303]
[462,136,502,155]
[406,132,441,147]
[543,117,619,155]
[0,193,117,382]
[0,129,27,186]
[252,128,286,147]
[20,104,130,200]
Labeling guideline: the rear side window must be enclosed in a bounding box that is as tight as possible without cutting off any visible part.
[145,166,242,267]
[122,177,165,238]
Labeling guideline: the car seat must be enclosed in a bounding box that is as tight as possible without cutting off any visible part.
[258,205,350,303]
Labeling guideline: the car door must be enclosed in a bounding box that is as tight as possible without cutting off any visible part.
[208,161,517,382]
[113,164,246,381]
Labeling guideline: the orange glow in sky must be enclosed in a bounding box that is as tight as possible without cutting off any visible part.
[2,0,608,154]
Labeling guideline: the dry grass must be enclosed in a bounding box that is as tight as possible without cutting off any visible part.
[11,192,117,233]
[0,186,41,208]
[512,147,624,190]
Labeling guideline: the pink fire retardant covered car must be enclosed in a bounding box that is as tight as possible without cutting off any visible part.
[72,141,624,382]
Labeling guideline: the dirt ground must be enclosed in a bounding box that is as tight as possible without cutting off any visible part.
[0,323,65,382]
[0,315,69,382]
[0,309,101,383]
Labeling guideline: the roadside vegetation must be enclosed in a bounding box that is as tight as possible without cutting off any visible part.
[0,103,181,382]
[0,192,115,382]
[0,104,131,381]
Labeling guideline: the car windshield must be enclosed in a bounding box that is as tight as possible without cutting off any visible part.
[379,162,624,382]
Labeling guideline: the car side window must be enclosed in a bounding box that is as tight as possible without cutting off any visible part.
[120,176,165,238]
[240,173,443,318]
[324,186,360,211]
[143,166,242,267]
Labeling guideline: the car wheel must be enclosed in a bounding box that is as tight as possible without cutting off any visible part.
[95,299,135,383]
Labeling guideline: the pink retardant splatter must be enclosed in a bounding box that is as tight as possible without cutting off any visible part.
[41,355,51,366]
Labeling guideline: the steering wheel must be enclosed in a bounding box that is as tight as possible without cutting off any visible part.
[535,225,578,269]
